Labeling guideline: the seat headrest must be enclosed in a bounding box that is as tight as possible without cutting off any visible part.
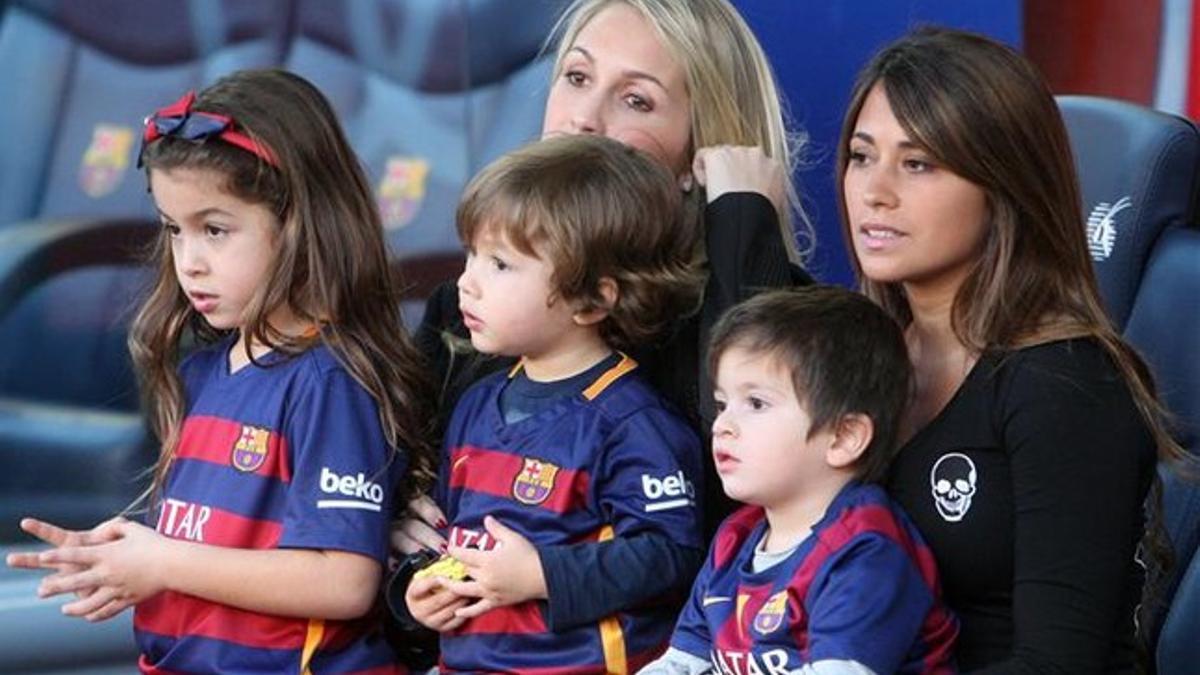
[292,0,567,92]
[1057,95,1200,328]
[13,0,289,64]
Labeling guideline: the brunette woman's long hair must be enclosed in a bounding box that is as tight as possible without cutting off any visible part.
[835,27,1188,654]
[131,69,437,507]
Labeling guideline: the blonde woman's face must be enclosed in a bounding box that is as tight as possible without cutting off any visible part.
[543,3,692,179]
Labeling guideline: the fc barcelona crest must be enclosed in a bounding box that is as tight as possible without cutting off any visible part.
[512,457,560,505]
[231,425,271,473]
[752,590,789,635]
[376,156,429,230]
[79,124,135,198]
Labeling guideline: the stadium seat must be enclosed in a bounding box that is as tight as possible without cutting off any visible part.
[0,0,289,538]
[1157,524,1200,673]
[1057,96,1200,330]
[284,0,566,260]
[1058,96,1200,670]
[0,0,568,540]
[1123,227,1200,674]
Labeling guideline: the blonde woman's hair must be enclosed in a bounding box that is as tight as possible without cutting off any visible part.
[549,0,810,261]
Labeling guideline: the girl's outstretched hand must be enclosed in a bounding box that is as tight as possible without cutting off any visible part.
[5,517,124,570]
[692,145,786,218]
[6,516,128,606]
[31,517,172,622]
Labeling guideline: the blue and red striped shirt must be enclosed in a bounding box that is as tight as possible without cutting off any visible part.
[133,339,404,674]
[436,355,705,673]
[670,482,958,674]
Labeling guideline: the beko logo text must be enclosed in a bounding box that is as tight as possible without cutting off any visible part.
[318,467,384,511]
[642,470,694,512]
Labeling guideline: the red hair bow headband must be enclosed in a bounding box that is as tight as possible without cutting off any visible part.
[139,91,278,167]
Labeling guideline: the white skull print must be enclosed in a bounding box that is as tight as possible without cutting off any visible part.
[930,452,977,522]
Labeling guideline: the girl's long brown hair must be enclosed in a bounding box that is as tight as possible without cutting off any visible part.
[131,69,437,507]
[835,27,1188,651]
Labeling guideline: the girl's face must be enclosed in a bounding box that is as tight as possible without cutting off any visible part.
[151,167,285,333]
[843,84,990,296]
[542,3,693,180]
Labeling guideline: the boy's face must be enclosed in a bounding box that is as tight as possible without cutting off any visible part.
[456,226,584,363]
[712,346,836,508]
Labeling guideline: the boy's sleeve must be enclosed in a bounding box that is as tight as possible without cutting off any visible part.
[276,369,399,562]
[593,407,705,547]
[804,535,935,673]
[535,405,707,628]
[539,531,704,631]
[666,545,718,660]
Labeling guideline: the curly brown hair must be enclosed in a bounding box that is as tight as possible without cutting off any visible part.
[456,134,704,351]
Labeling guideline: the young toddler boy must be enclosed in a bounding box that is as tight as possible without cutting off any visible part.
[405,134,709,673]
[641,287,958,675]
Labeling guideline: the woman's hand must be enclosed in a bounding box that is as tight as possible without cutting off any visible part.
[692,145,786,218]
[391,495,449,555]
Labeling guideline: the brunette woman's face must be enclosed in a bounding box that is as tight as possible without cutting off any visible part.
[843,84,990,294]
[542,3,692,179]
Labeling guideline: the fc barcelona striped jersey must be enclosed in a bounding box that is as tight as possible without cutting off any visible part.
[436,355,705,674]
[670,482,958,675]
[133,338,405,674]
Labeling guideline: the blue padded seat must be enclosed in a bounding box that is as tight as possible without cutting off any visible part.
[1123,228,1200,674]
[285,0,567,259]
[1057,95,1200,330]
[1058,96,1200,670]
[0,0,290,539]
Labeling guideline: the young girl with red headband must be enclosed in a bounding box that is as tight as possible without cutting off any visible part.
[7,69,436,674]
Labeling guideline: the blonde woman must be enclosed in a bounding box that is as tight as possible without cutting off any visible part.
[393,0,810,659]
[410,0,810,535]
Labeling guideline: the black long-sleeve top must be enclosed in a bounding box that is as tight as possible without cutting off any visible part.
[887,339,1155,673]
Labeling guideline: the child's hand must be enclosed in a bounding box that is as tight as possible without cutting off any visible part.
[6,517,127,603]
[6,517,124,570]
[444,516,546,619]
[405,575,470,632]
[692,145,786,218]
[391,495,449,556]
[33,518,172,622]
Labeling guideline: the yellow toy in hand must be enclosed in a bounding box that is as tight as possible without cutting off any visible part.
[413,554,469,582]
